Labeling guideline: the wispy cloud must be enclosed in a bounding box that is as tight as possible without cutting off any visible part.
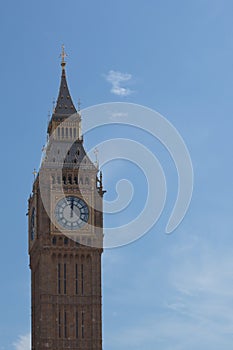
[13,334,31,350]
[105,70,134,96]
[104,232,233,350]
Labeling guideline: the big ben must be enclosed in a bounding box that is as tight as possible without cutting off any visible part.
[28,47,104,349]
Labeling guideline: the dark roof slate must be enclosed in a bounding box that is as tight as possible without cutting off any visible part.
[53,66,77,117]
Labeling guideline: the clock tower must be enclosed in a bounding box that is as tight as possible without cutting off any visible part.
[28,49,104,350]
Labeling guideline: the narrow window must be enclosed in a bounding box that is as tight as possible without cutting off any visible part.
[70,128,72,138]
[57,176,61,184]
[58,127,60,139]
[58,311,61,338]
[85,177,89,185]
[64,263,67,294]
[68,175,72,184]
[62,127,64,138]
[75,263,78,294]
[81,264,84,295]
[81,311,84,338]
[51,175,55,184]
[76,311,79,338]
[66,128,68,138]
[58,263,61,294]
[74,128,76,138]
[63,176,66,185]
[52,236,56,245]
[64,311,67,338]
[64,237,68,245]
[74,176,78,185]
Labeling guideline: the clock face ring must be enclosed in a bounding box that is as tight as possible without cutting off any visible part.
[55,196,89,230]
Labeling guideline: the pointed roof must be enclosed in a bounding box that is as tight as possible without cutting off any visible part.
[53,66,77,117]
[52,46,77,118]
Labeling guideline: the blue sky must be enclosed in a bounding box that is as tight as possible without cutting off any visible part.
[1,0,233,349]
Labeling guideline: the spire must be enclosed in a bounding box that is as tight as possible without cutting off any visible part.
[53,45,77,117]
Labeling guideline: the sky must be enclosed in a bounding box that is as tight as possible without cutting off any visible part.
[1,0,233,349]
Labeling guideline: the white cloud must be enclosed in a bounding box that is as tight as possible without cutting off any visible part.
[110,112,129,119]
[105,70,134,96]
[13,334,31,350]
[104,231,233,350]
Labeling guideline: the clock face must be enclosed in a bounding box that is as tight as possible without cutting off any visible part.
[55,196,89,230]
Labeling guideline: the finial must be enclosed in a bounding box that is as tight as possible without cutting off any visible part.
[52,98,56,112]
[94,147,99,165]
[78,98,81,112]
[60,44,68,68]
[32,168,37,180]
[47,110,51,124]
[99,171,103,191]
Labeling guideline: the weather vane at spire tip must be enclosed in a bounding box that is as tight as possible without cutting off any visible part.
[60,44,68,67]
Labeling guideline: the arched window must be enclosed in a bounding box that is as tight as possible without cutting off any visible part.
[52,236,57,245]
[62,128,64,138]
[51,175,55,184]
[58,263,61,294]
[75,264,78,295]
[74,128,77,138]
[63,176,67,185]
[64,263,67,295]
[70,128,72,138]
[79,177,83,185]
[85,177,89,185]
[66,128,68,138]
[81,264,84,296]
[81,311,84,338]
[74,176,78,185]
[64,310,67,337]
[68,175,72,184]
[76,311,79,338]
[58,311,61,338]
[64,237,69,245]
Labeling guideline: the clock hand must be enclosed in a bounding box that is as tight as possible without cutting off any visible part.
[73,205,80,219]
[70,198,74,218]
